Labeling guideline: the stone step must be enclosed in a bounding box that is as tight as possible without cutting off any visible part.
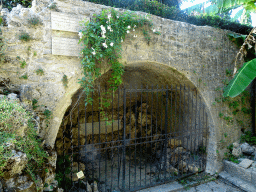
[219,171,256,192]
[222,160,256,187]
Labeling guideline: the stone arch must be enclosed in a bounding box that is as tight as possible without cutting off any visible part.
[51,61,218,174]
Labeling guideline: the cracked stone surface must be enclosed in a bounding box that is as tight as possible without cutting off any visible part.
[179,179,242,192]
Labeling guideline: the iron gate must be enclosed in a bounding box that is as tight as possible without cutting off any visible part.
[57,85,209,192]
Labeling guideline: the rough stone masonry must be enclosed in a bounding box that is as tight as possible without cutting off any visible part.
[0,0,246,175]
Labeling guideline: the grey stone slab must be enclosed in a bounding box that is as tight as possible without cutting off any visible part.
[238,159,254,169]
[223,160,252,182]
[51,12,89,32]
[219,171,256,192]
[52,37,83,56]
[137,181,183,192]
[195,183,212,192]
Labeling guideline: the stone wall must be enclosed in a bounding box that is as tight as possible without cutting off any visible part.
[0,0,250,174]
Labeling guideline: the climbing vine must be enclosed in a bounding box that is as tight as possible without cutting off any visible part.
[79,9,157,121]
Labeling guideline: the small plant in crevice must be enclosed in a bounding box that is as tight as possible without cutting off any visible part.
[48,2,58,11]
[62,74,68,88]
[19,32,31,42]
[32,99,39,110]
[35,69,44,76]
[20,60,27,68]
[27,17,41,27]
[19,73,28,79]
[224,144,240,164]
[225,69,232,77]
[34,51,37,56]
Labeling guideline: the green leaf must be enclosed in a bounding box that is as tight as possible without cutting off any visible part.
[223,58,256,97]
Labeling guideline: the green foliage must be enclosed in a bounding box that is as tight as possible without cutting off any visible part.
[62,74,68,88]
[241,107,251,114]
[35,69,44,76]
[226,69,232,77]
[2,0,32,10]
[240,131,256,145]
[223,58,256,98]
[27,17,41,27]
[224,144,240,164]
[0,97,48,182]
[34,51,37,56]
[79,8,153,112]
[88,0,252,34]
[229,101,239,109]
[20,60,27,68]
[48,2,58,10]
[32,99,39,110]
[219,112,224,118]
[55,155,72,191]
[19,73,28,79]
[19,32,31,42]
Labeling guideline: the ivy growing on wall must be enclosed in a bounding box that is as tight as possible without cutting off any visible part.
[79,8,157,121]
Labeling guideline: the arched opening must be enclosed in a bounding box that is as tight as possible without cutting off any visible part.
[54,63,210,191]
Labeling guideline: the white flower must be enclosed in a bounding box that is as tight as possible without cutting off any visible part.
[134,25,137,28]
[78,32,83,39]
[127,25,131,29]
[133,35,137,38]
[152,29,156,33]
[106,21,109,24]
[121,38,123,42]
[100,25,105,30]
[102,42,108,48]
[133,28,135,31]
[107,25,111,30]
[117,16,119,18]
[107,14,112,19]
[92,51,96,55]
[127,30,130,34]
[110,42,114,46]
[110,29,113,32]
[102,34,106,38]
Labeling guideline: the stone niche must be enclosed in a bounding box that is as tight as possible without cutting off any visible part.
[55,65,209,159]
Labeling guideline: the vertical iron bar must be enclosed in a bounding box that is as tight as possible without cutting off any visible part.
[145,85,149,186]
[155,85,159,180]
[78,96,80,189]
[186,86,191,173]
[122,87,126,191]
[198,96,202,172]
[91,90,94,190]
[98,88,101,187]
[164,85,168,180]
[194,88,198,172]
[169,85,173,178]
[174,85,177,176]
[111,86,114,191]
[129,89,132,190]
[62,121,66,189]
[104,86,107,192]
[178,85,183,176]
[140,86,142,187]
[190,88,194,168]
[117,86,120,189]
[150,84,153,185]
[183,85,187,175]
[159,85,164,181]
[134,86,138,189]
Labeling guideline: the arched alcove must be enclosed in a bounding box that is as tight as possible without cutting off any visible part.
[54,62,215,191]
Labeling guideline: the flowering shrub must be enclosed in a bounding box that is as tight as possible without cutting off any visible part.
[79,8,154,116]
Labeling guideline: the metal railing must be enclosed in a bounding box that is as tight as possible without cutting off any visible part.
[58,84,209,192]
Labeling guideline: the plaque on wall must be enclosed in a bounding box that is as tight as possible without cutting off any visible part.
[51,12,89,32]
[52,37,83,56]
